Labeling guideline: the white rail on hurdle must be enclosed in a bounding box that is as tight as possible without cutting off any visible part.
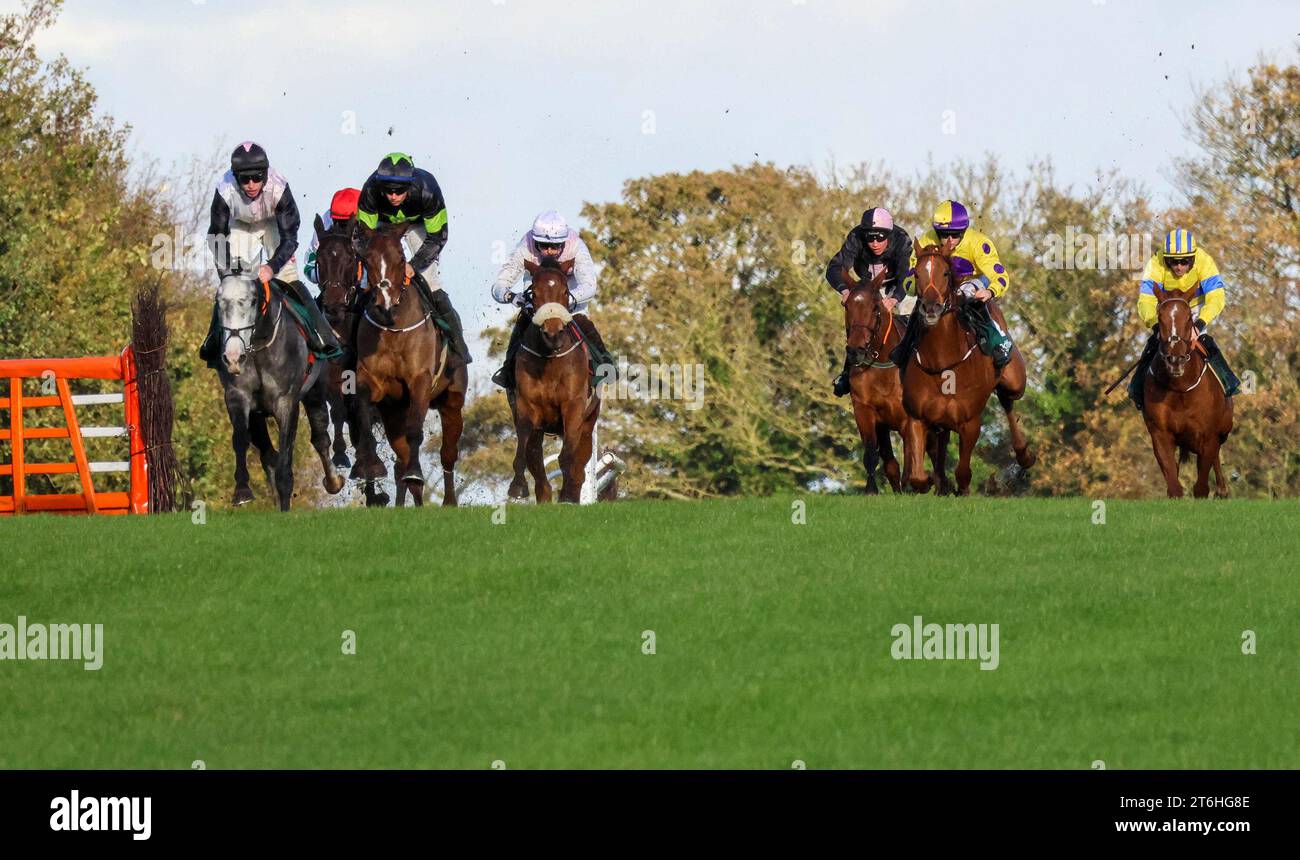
[73,391,129,471]
[542,425,626,504]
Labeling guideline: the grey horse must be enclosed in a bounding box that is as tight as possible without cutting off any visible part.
[215,267,345,510]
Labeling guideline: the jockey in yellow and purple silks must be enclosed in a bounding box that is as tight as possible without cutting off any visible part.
[892,200,1014,370]
[1128,229,1240,408]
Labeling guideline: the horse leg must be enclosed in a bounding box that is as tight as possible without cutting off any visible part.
[928,428,953,495]
[249,412,278,493]
[508,416,532,501]
[399,373,434,506]
[954,418,980,497]
[1193,436,1217,499]
[347,376,387,481]
[995,387,1037,472]
[903,417,931,493]
[304,380,345,495]
[527,429,551,504]
[380,405,415,507]
[272,395,300,511]
[878,424,902,493]
[1148,427,1184,498]
[436,398,464,508]
[225,395,255,505]
[851,399,880,495]
[327,370,350,469]
[1213,449,1229,498]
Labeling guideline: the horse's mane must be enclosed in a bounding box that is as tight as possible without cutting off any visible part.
[537,256,565,272]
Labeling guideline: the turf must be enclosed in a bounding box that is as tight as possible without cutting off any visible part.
[0,496,1296,769]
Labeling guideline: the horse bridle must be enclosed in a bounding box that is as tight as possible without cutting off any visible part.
[845,297,895,366]
[221,287,282,357]
[1155,295,1208,389]
[519,282,582,359]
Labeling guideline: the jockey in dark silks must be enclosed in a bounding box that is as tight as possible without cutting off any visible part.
[489,210,614,390]
[354,152,472,366]
[1129,228,1241,409]
[825,207,912,396]
[893,200,1014,373]
[199,141,343,368]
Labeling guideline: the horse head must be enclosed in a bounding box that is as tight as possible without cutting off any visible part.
[1154,285,1199,379]
[315,214,359,333]
[912,241,955,327]
[524,257,575,351]
[843,267,890,365]
[352,219,413,318]
[216,269,265,375]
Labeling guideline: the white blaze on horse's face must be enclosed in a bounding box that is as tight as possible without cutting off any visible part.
[532,301,573,336]
[217,274,259,371]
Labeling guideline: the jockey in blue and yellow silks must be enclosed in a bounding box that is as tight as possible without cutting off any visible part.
[1128,229,1240,408]
[892,200,1014,370]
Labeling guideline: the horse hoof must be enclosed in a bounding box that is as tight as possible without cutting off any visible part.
[350,460,386,481]
[332,451,351,469]
[507,480,529,500]
[323,473,346,495]
[1016,449,1037,470]
[232,488,254,506]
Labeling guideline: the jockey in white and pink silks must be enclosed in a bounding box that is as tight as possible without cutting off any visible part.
[489,210,613,389]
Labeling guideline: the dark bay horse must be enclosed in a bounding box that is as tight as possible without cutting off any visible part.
[840,267,943,493]
[312,215,389,507]
[900,243,1036,495]
[507,258,600,504]
[1141,285,1233,498]
[215,267,345,510]
[349,220,466,507]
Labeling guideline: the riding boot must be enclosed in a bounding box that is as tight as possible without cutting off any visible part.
[963,301,1013,369]
[1196,331,1241,397]
[890,311,922,371]
[1129,328,1159,411]
[198,301,222,369]
[282,279,344,360]
[572,313,615,380]
[832,354,853,397]
[427,289,473,365]
[491,313,529,390]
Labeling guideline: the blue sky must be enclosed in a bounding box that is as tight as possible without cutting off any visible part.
[17,0,1298,367]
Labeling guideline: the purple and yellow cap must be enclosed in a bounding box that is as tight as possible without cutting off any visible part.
[932,200,970,231]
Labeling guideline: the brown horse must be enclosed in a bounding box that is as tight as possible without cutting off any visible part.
[507,257,600,504]
[349,220,466,507]
[840,267,945,493]
[1141,286,1233,498]
[312,216,389,507]
[900,243,1036,495]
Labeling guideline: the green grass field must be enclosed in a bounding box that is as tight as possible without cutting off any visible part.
[0,496,1296,769]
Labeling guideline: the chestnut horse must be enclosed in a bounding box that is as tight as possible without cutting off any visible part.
[1141,285,1233,498]
[348,220,466,507]
[507,257,600,504]
[901,243,1036,495]
[312,215,389,507]
[841,267,948,493]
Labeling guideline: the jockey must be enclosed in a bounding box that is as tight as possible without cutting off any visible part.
[200,141,342,367]
[355,152,471,364]
[489,210,614,390]
[825,207,913,397]
[1128,229,1241,409]
[893,200,1014,371]
[303,187,361,285]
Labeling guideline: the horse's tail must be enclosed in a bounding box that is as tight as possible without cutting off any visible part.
[1178,443,1191,465]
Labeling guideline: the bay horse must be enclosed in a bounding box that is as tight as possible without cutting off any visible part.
[840,267,947,493]
[215,265,346,510]
[507,257,600,504]
[349,220,466,507]
[1141,285,1233,498]
[312,215,389,507]
[900,242,1036,495]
